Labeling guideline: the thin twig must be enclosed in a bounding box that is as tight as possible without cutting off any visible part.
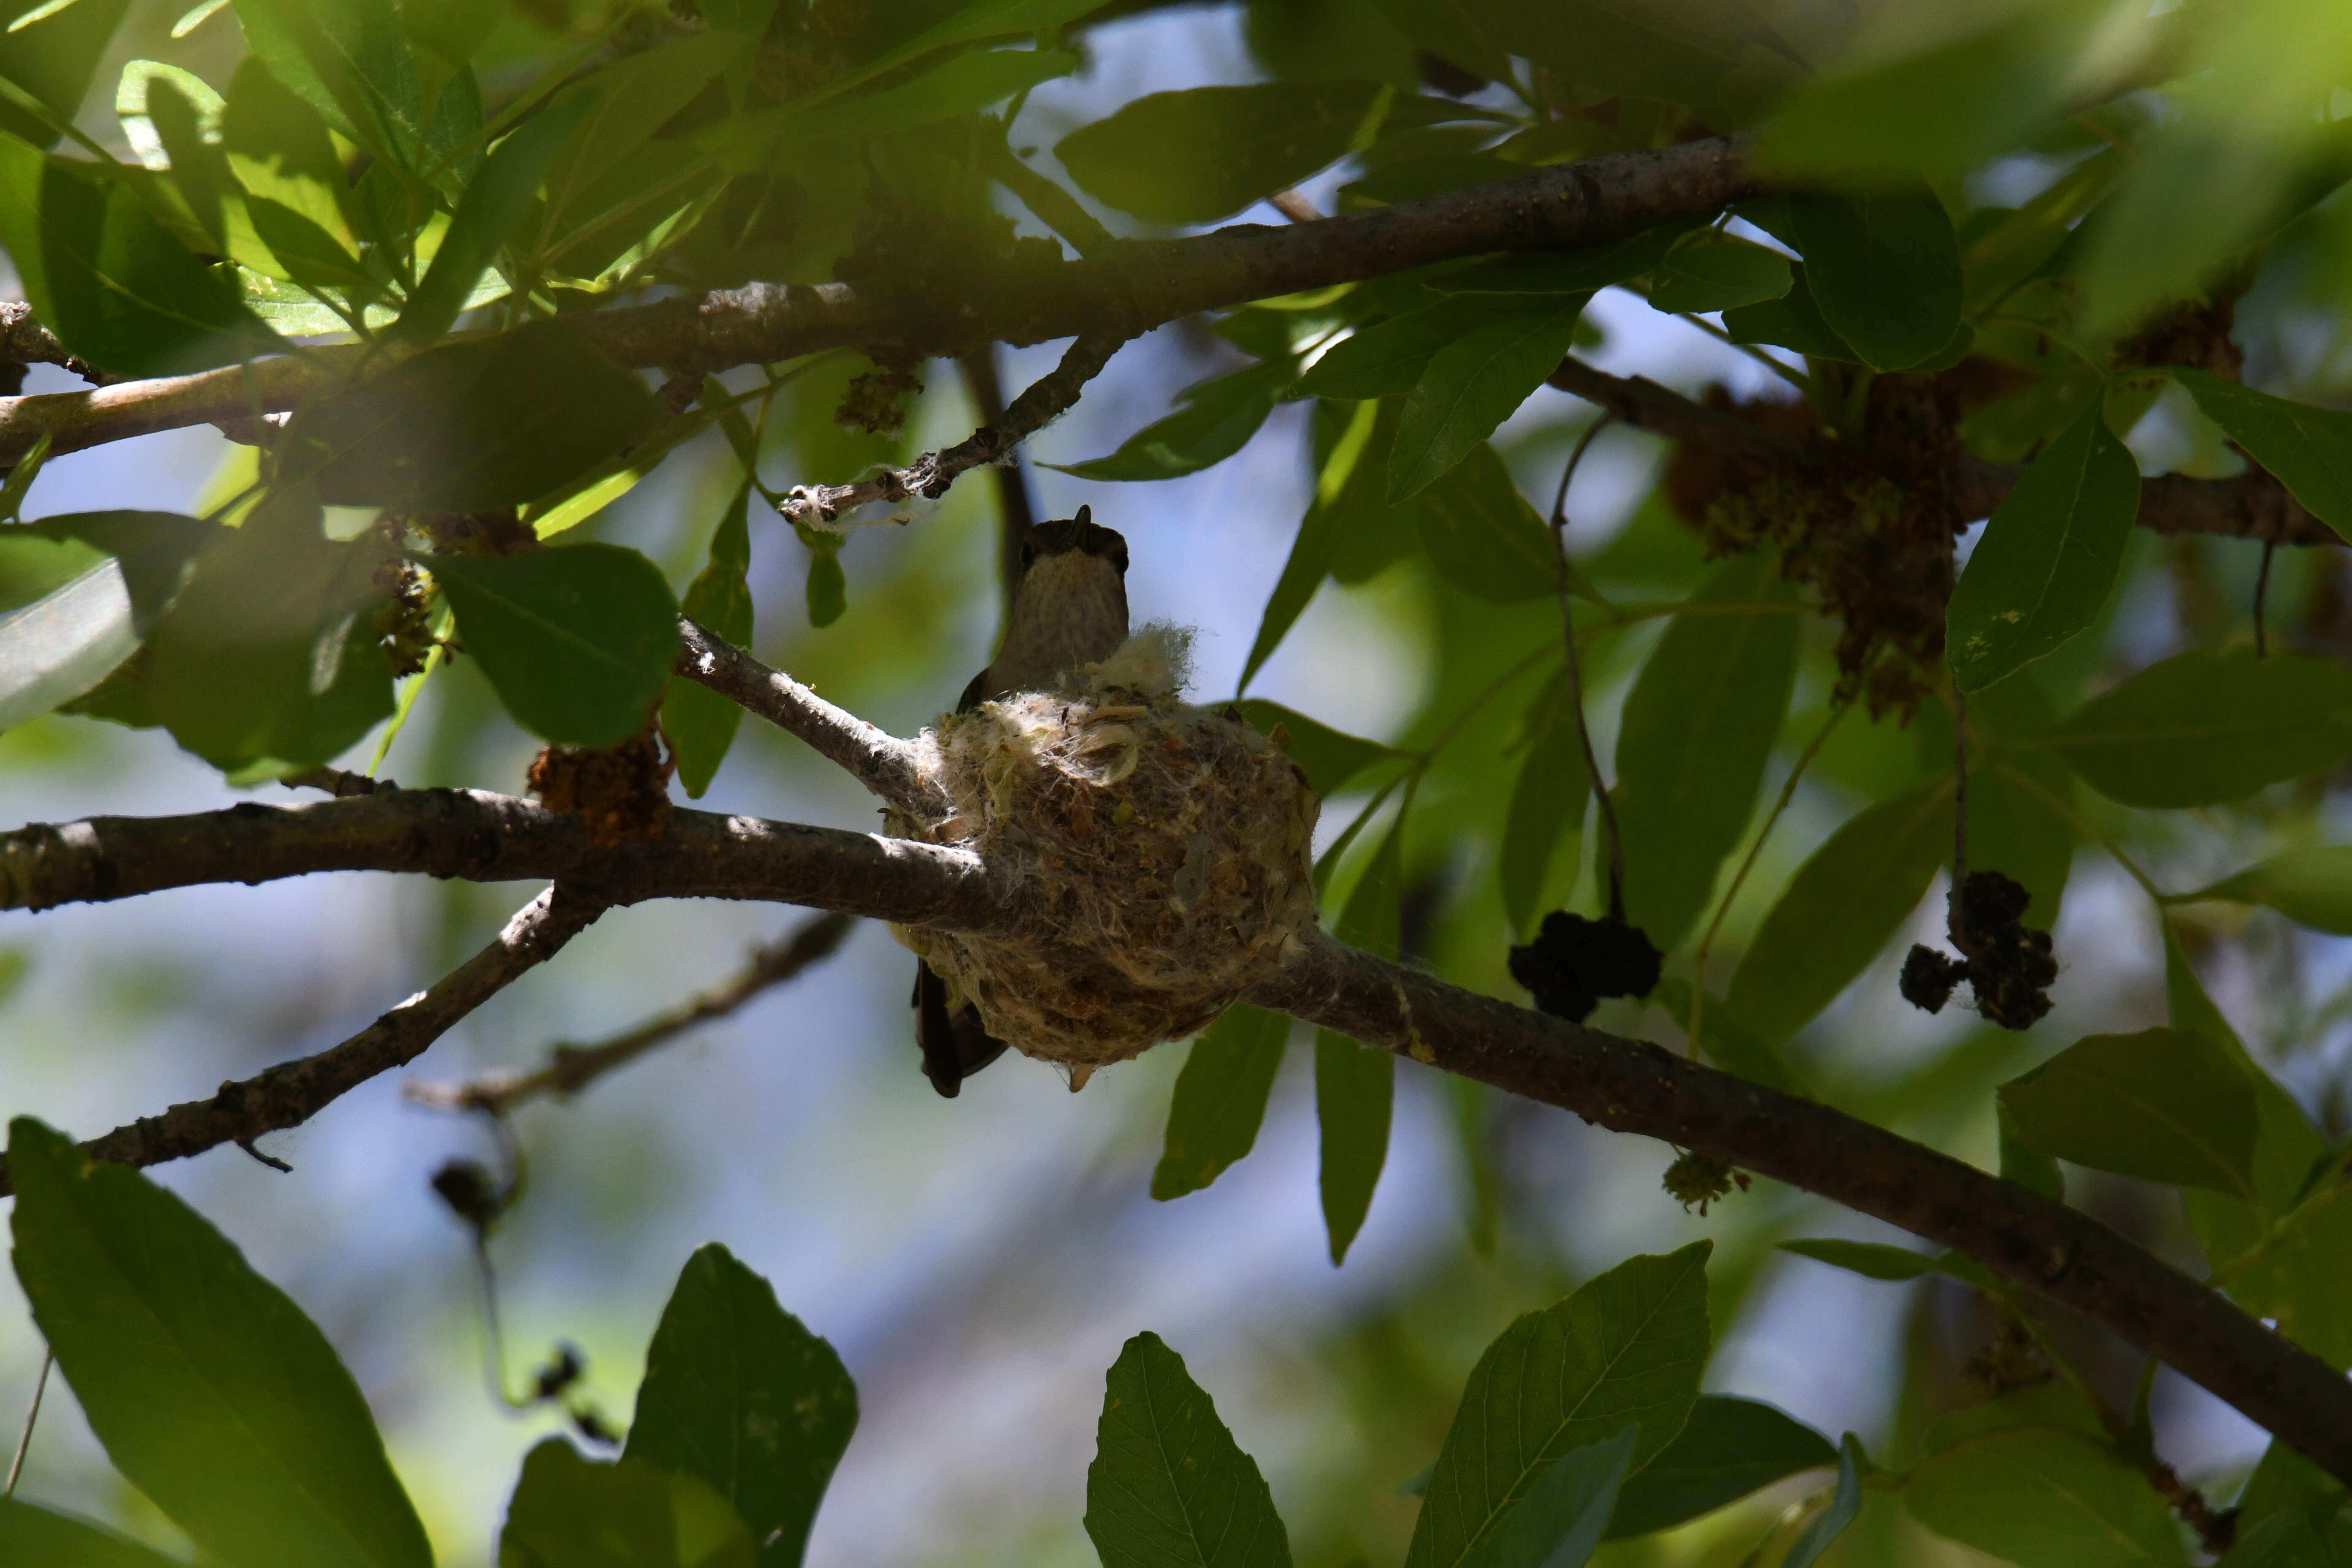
[3,1351,48,1497]
[2254,537,2276,656]
[0,887,606,1196]
[407,911,857,1116]
[776,333,1125,530]
[673,619,945,817]
[1547,417,1624,918]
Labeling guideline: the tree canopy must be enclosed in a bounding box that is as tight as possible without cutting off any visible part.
[1,1,2351,1565]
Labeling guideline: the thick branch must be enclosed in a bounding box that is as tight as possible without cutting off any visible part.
[673,619,943,815]
[775,332,1122,529]
[1245,929,2352,1488]
[0,136,1761,466]
[0,787,1000,928]
[0,884,605,1197]
[11,783,2352,1482]
[406,910,855,1116]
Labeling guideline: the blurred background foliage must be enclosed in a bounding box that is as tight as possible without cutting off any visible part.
[0,0,2350,1564]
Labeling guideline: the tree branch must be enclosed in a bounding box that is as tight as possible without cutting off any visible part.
[775,332,1124,529]
[9,780,2352,1484]
[0,136,1762,466]
[672,619,944,815]
[406,910,856,1116]
[0,787,1001,928]
[0,884,606,1198]
[1244,928,2352,1487]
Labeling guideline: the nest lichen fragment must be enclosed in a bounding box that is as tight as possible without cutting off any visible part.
[892,647,1319,1070]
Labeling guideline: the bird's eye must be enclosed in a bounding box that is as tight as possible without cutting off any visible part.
[1019,541,1036,569]
[1112,543,1130,573]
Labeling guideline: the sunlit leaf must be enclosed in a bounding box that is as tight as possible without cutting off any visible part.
[434,543,680,750]
[0,1499,189,1567]
[625,1243,857,1568]
[501,1440,757,1568]
[0,0,128,149]
[8,1116,433,1568]
[1083,1331,1292,1568]
[231,0,424,170]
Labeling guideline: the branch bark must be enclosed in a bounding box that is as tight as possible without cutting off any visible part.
[10,784,2352,1484]
[0,884,606,1198]
[406,910,856,1116]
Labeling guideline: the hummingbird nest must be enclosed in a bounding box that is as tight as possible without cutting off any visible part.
[892,625,1320,1076]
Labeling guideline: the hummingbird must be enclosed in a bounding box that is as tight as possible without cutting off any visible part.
[914,507,1130,1097]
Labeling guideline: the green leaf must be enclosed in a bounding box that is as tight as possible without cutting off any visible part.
[664,482,754,798]
[1611,552,1801,951]
[1781,1436,1866,1568]
[396,82,596,341]
[7,1116,433,1568]
[1999,1027,2258,1195]
[1720,261,1860,363]
[1602,1396,1835,1541]
[1725,781,1949,1043]
[1083,1331,1292,1568]
[1389,297,1586,499]
[1461,1427,1636,1568]
[1500,672,1590,938]
[1403,1243,1712,1568]
[1295,297,1527,402]
[2043,650,2352,808]
[2219,1504,2352,1567]
[21,509,221,635]
[0,1499,187,1567]
[537,32,735,253]
[1057,81,1381,226]
[1416,441,1560,604]
[1152,1004,1291,1201]
[1998,1099,2066,1202]
[1788,187,1962,372]
[1315,1027,1391,1267]
[623,1243,858,1568]
[843,0,1105,90]
[1947,407,2142,693]
[500,1439,758,1568]
[283,320,663,512]
[1239,405,1364,692]
[1905,1425,2186,1567]
[1237,699,1388,797]
[2189,847,2352,935]
[782,45,1078,152]
[1758,3,2115,180]
[1971,754,2074,931]
[2172,369,2352,544]
[246,194,375,300]
[1777,1238,1940,1282]
[0,135,266,376]
[0,558,135,731]
[2236,1440,2348,1536]
[1058,359,1294,482]
[0,0,129,149]
[146,494,393,773]
[804,545,845,629]
[231,0,423,170]
[434,543,680,749]
[1646,233,1791,316]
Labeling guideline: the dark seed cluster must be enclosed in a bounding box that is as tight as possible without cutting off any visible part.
[1508,911,1663,1024]
[1899,871,2057,1031]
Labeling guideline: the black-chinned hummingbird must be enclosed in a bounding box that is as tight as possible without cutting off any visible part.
[914,506,1130,1096]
